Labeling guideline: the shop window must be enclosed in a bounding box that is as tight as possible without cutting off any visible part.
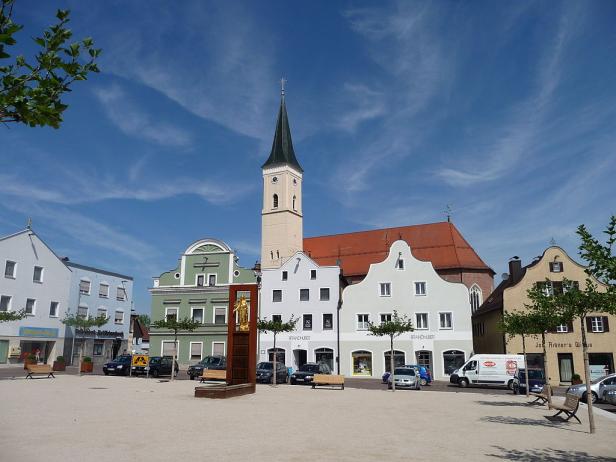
[273,290,282,302]
[443,350,465,376]
[315,348,334,371]
[191,308,204,323]
[4,260,16,278]
[93,341,104,356]
[268,348,285,363]
[303,314,312,331]
[33,266,43,283]
[190,342,202,361]
[357,314,369,331]
[320,288,330,301]
[322,313,333,330]
[352,350,372,376]
[384,350,405,372]
[214,307,226,324]
[379,283,391,297]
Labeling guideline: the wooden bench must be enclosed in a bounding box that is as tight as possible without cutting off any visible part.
[25,364,55,379]
[529,384,552,405]
[199,369,227,384]
[549,393,581,423]
[311,374,345,390]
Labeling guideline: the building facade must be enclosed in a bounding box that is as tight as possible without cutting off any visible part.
[472,246,614,386]
[0,229,71,365]
[339,240,474,380]
[64,262,133,366]
[259,251,340,372]
[149,238,256,367]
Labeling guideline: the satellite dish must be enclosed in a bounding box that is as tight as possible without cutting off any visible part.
[502,273,509,280]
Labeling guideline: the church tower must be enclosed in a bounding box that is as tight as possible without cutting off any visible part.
[261,83,303,269]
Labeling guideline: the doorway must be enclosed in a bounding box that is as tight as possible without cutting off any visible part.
[293,349,307,369]
[314,348,334,371]
[416,350,433,375]
[0,340,8,364]
[558,353,574,383]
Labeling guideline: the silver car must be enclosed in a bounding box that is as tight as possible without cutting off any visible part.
[605,390,616,406]
[388,367,421,390]
[566,373,616,403]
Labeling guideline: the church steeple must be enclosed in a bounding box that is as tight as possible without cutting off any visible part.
[261,80,303,173]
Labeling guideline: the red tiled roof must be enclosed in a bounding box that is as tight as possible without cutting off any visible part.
[303,221,493,276]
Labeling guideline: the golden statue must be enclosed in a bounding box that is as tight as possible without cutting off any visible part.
[233,296,250,332]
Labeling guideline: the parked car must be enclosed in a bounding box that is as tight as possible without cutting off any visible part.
[450,354,524,389]
[388,367,421,390]
[103,354,132,376]
[512,368,545,394]
[383,364,432,386]
[566,373,616,403]
[256,361,288,384]
[187,355,226,380]
[290,362,331,385]
[605,390,616,406]
[147,356,179,378]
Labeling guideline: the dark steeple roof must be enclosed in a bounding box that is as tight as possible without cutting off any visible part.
[262,92,303,173]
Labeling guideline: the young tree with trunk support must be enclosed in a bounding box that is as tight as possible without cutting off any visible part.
[367,310,414,392]
[0,308,25,323]
[61,313,107,375]
[151,317,200,382]
[257,315,298,386]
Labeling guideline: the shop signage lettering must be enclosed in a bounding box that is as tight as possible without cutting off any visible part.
[76,329,124,338]
[19,327,59,338]
[289,335,310,341]
[410,334,435,340]
[536,341,592,349]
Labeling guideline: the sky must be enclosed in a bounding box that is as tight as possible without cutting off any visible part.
[2,0,615,313]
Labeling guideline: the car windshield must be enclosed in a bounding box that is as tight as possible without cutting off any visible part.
[394,368,415,376]
[299,364,320,373]
[149,357,161,364]
[201,356,222,366]
[257,362,273,370]
[117,356,131,362]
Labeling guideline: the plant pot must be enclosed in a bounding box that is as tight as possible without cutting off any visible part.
[53,361,66,371]
[23,358,37,370]
[80,362,93,373]
[571,378,583,385]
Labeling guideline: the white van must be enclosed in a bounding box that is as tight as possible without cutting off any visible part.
[449,354,525,389]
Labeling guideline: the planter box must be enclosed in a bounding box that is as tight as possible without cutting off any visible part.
[80,362,93,373]
[23,359,37,370]
[53,361,66,371]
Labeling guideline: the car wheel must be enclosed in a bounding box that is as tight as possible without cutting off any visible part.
[420,378,427,386]
[189,375,194,380]
[582,392,598,404]
[104,371,109,376]
[507,380,514,390]
[458,378,469,388]
[152,369,159,378]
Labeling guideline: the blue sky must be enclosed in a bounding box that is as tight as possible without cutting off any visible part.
[2,1,615,313]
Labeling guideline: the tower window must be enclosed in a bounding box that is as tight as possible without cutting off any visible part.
[273,194,278,208]
[293,195,296,210]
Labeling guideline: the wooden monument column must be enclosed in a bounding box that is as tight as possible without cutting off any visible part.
[226,284,258,387]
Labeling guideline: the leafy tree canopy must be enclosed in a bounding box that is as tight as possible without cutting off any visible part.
[138,313,150,327]
[151,317,201,332]
[61,313,108,329]
[256,315,298,334]
[0,308,25,323]
[368,310,414,338]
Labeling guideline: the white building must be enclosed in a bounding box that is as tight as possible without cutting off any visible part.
[0,229,72,365]
[259,252,340,372]
[339,240,473,380]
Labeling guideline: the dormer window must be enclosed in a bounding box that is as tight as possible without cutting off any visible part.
[273,194,279,208]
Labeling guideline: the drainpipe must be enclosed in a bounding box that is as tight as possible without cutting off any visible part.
[336,299,342,375]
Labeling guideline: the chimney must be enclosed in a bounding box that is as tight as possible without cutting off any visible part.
[508,256,522,283]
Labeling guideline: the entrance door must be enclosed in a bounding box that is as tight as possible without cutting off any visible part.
[558,353,574,383]
[0,340,8,364]
[314,348,334,371]
[416,350,432,376]
[294,349,307,369]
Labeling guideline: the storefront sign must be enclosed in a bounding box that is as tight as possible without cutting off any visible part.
[19,327,59,338]
[132,355,149,367]
[537,342,592,348]
[289,335,310,341]
[76,329,124,339]
[410,334,435,340]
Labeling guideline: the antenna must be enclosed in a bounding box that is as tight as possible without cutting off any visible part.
[549,237,556,246]
[444,204,453,223]
[26,217,32,230]
[280,77,287,98]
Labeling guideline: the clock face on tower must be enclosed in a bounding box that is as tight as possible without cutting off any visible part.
[272,176,278,183]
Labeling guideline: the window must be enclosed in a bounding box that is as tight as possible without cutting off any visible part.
[79,279,91,295]
[303,314,313,330]
[357,314,369,331]
[320,288,330,301]
[416,313,428,329]
[272,290,282,302]
[114,310,124,324]
[208,274,216,286]
[212,342,225,356]
[352,350,372,376]
[162,341,178,357]
[282,271,288,281]
[165,307,178,322]
[190,342,203,361]
[384,350,406,372]
[25,298,35,315]
[116,286,127,301]
[439,312,453,329]
[396,258,404,269]
[96,307,107,319]
[272,314,282,323]
[293,195,296,210]
[415,282,427,296]
[0,295,11,312]
[379,283,391,297]
[191,308,204,323]
[214,307,226,324]
[4,260,16,278]
[93,341,104,356]
[49,301,59,317]
[273,194,278,208]
[380,313,392,324]
[33,266,43,283]
[300,289,309,301]
[469,285,482,313]
[99,283,109,298]
[310,269,317,280]
[196,275,205,286]
[77,304,88,318]
[588,316,609,333]
[443,350,465,375]
[549,261,563,273]
[556,324,569,333]
[323,313,333,330]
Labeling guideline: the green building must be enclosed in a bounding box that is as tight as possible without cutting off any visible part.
[149,238,257,367]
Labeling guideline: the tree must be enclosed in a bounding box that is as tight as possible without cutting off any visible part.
[0,308,25,323]
[1,0,101,128]
[61,313,107,376]
[138,313,150,327]
[256,315,298,385]
[151,317,200,382]
[367,310,414,392]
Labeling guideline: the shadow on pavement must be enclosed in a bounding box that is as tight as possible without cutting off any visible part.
[475,400,532,407]
[479,416,586,433]
[486,446,616,461]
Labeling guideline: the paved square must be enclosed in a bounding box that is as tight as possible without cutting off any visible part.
[1,376,615,461]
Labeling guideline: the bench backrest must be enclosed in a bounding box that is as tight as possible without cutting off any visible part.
[314,374,344,384]
[27,364,52,373]
[564,393,580,409]
[203,369,227,380]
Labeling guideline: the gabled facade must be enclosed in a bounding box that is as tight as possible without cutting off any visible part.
[339,240,473,380]
[472,246,614,385]
[0,229,71,364]
[149,238,256,367]
[259,251,340,371]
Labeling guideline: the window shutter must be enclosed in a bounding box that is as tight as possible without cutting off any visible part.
[603,316,610,333]
[567,321,574,332]
[586,317,593,332]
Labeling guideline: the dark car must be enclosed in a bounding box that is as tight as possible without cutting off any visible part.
[256,361,288,384]
[290,362,331,385]
[187,355,226,380]
[103,354,132,376]
[513,368,545,394]
[148,356,179,378]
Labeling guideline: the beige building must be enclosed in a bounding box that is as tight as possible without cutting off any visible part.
[472,246,614,386]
